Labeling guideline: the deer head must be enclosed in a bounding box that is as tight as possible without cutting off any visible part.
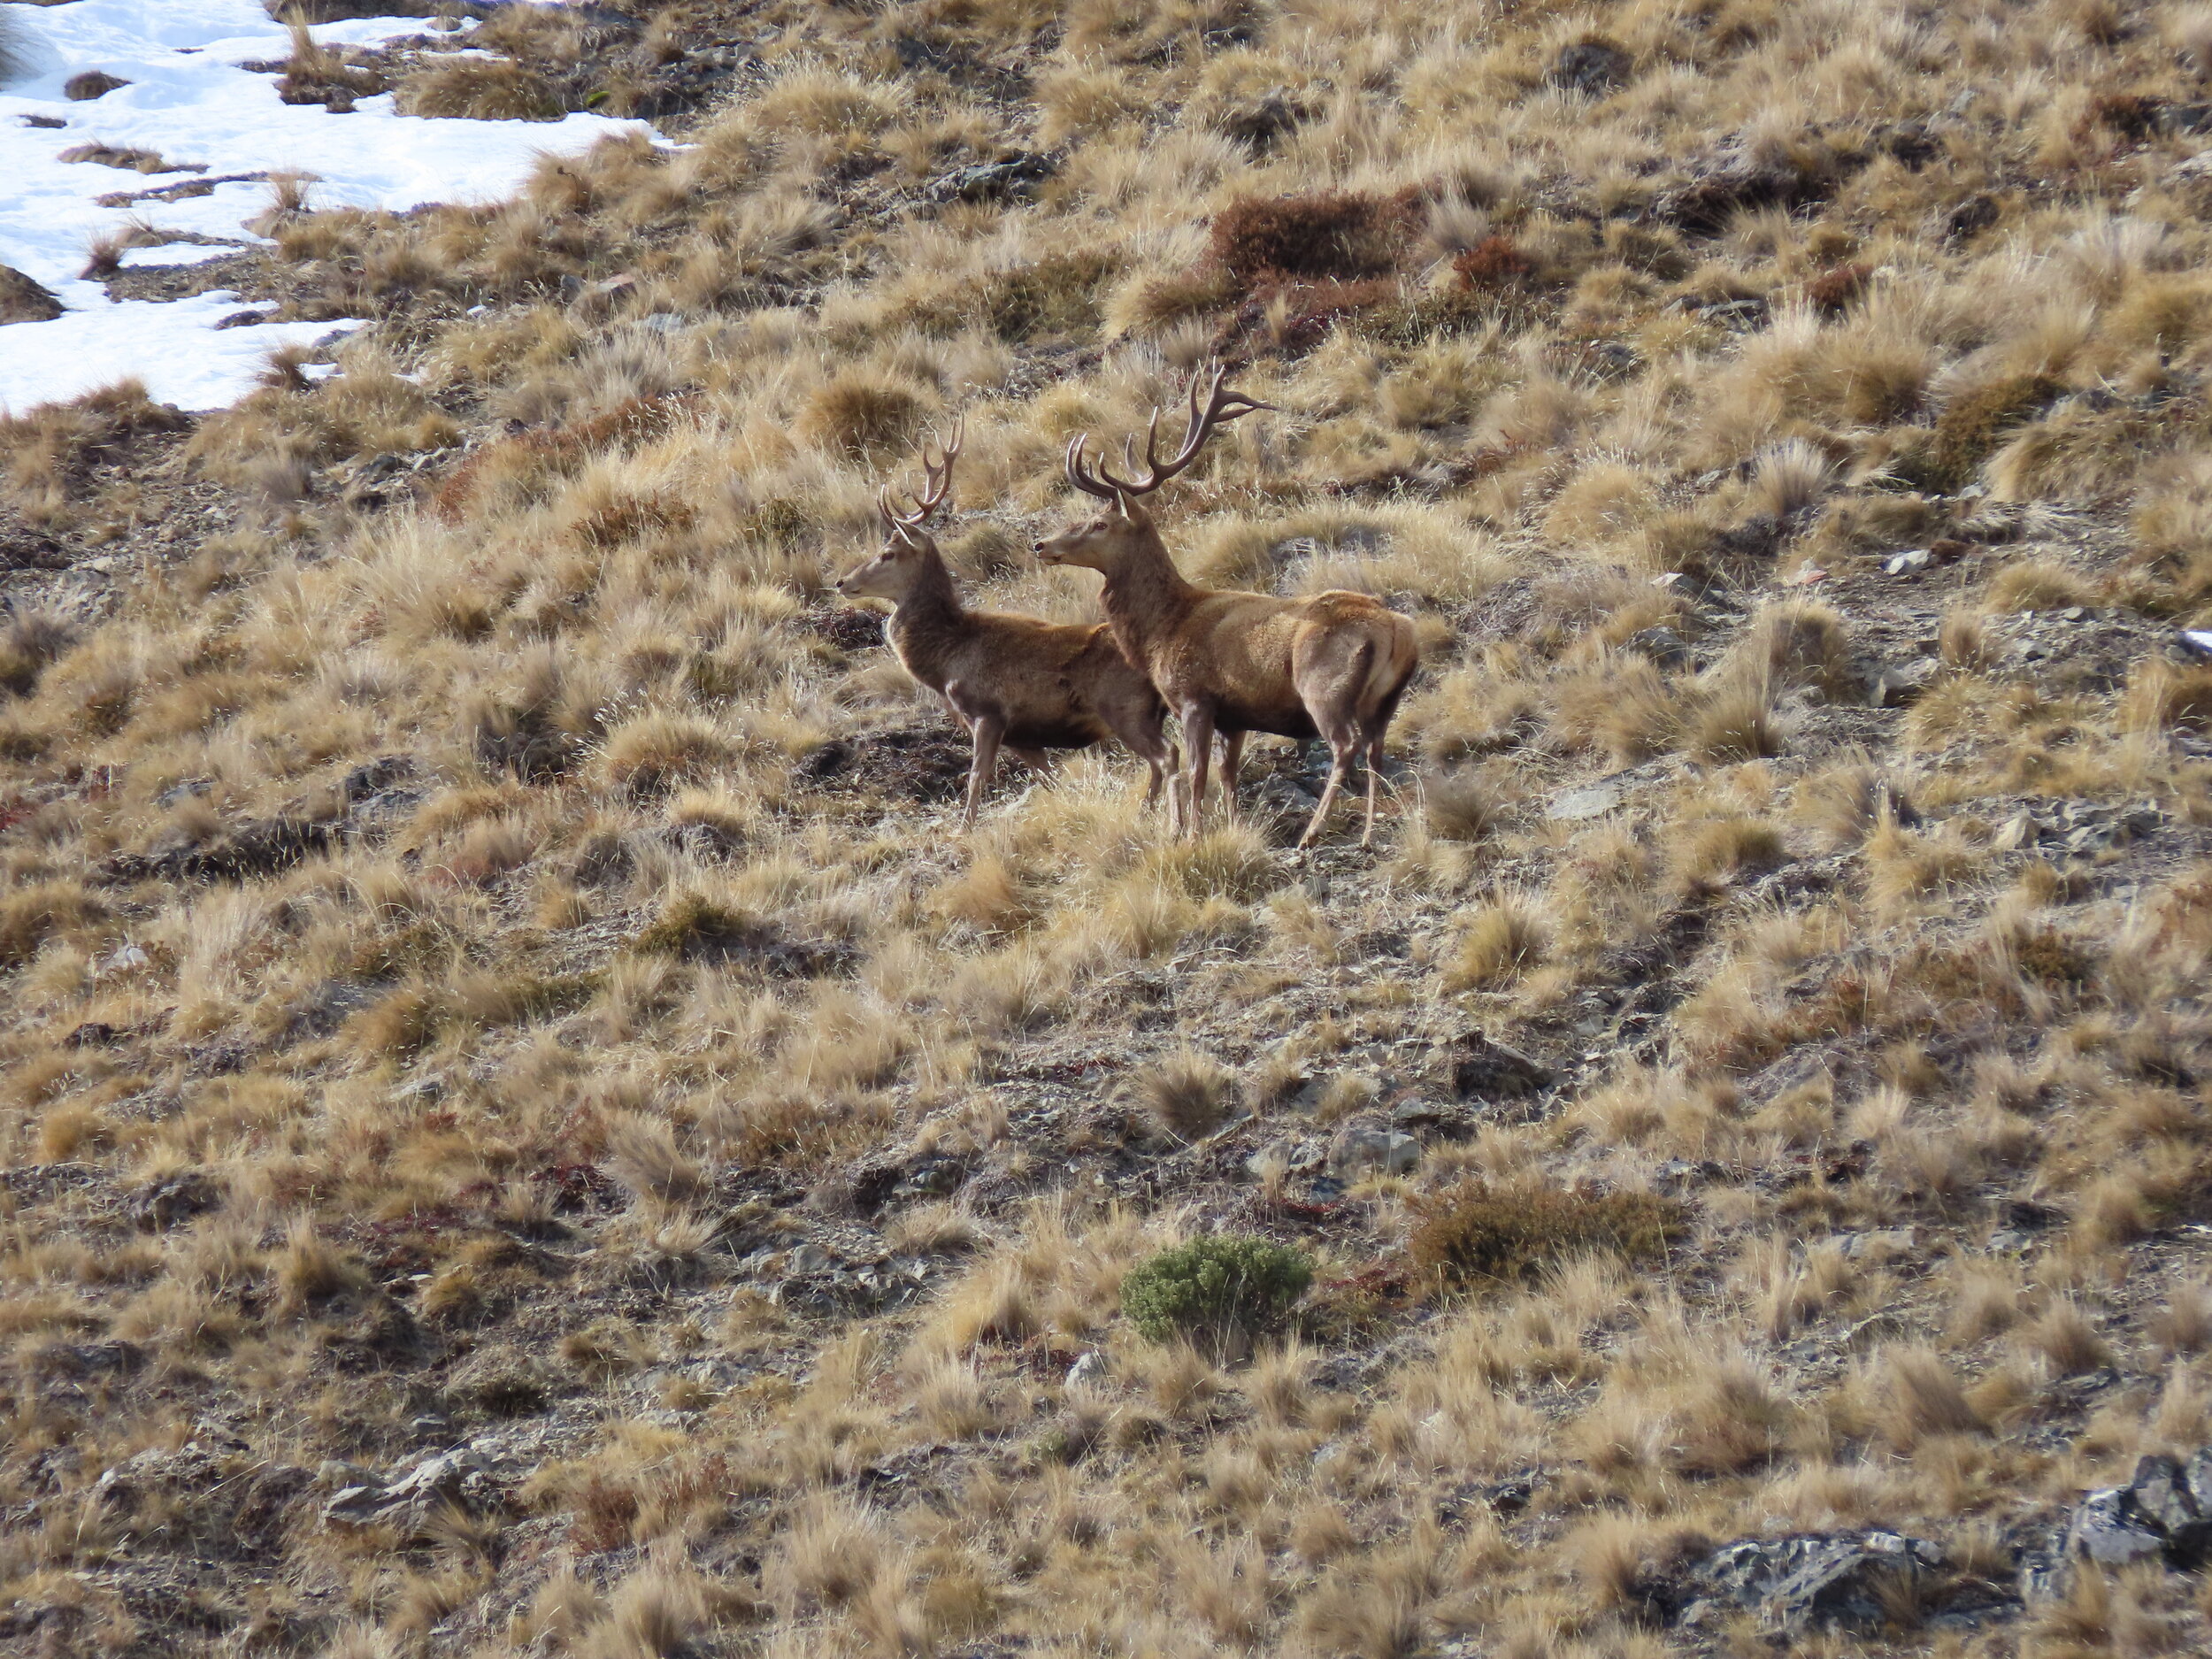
[1034,366,1269,573]
[835,419,963,603]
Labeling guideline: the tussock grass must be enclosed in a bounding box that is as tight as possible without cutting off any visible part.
[9,0,2212,1651]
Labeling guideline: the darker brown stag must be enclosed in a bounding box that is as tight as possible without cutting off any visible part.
[835,422,1180,830]
[1034,368,1419,849]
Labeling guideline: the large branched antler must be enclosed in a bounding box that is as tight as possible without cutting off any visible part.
[879,416,964,536]
[1064,365,1271,503]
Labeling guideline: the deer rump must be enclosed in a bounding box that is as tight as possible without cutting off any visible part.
[1161,590,1405,743]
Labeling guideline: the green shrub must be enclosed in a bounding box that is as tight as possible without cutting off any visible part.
[1120,1236,1313,1345]
[1409,1181,1686,1287]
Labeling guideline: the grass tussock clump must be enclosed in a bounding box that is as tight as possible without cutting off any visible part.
[1121,1235,1313,1348]
[398,60,566,122]
[17,0,2212,1650]
[1209,190,1412,287]
[1133,1048,1239,1142]
[798,374,933,462]
[1409,1181,1686,1288]
[1924,374,2065,492]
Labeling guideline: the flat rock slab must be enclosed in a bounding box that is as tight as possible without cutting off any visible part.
[1549,780,1625,820]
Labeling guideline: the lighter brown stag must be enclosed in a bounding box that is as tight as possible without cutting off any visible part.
[1033,369,1417,848]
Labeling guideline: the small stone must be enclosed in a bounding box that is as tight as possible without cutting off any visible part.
[2179,629,2212,660]
[321,1484,388,1525]
[1547,35,1633,95]
[65,71,132,102]
[1065,1350,1106,1388]
[1550,780,1624,821]
[1624,626,1689,668]
[1884,548,1934,576]
[1840,1227,1922,1261]
[1986,1229,2031,1254]
[1326,1121,1420,1178]
[1992,810,2039,853]
[1784,565,1829,587]
[1871,659,1936,708]
[0,264,65,326]
[1450,1032,1551,1101]
[788,1241,834,1275]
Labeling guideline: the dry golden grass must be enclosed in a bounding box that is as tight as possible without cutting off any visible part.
[9,0,2212,1653]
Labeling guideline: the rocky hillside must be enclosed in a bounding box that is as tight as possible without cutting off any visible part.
[8,1,2212,1655]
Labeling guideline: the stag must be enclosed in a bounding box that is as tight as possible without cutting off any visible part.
[834,422,1179,830]
[1034,369,1418,848]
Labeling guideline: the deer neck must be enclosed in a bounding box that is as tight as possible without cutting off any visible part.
[884,551,967,683]
[1094,526,1197,662]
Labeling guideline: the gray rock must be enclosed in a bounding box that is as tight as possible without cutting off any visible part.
[1326,1121,1419,1178]
[1687,1531,1947,1632]
[1256,775,1322,818]
[65,71,131,102]
[1450,1032,1552,1102]
[1065,1350,1106,1388]
[1884,548,1934,576]
[1839,1226,1922,1260]
[1624,626,1690,669]
[0,264,64,326]
[2070,1486,2165,1567]
[321,1484,388,1525]
[926,151,1056,204]
[1550,780,1625,820]
[1871,658,1936,707]
[2129,1455,2208,1555]
[2066,1454,2212,1569]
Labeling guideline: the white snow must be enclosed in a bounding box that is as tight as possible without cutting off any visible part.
[0,1,655,416]
[0,288,355,417]
[115,242,245,269]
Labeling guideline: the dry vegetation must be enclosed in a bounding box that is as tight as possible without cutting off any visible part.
[10,0,2212,1654]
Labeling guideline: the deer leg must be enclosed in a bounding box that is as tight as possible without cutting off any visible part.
[1160,738,1186,835]
[1182,704,1216,838]
[1299,722,1358,851]
[1362,731,1387,847]
[963,717,1006,830]
[945,680,1002,831]
[1217,731,1246,824]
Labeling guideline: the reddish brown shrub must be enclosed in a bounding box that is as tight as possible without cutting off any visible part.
[1452,235,1537,290]
[1208,190,1411,286]
[1804,262,1870,316]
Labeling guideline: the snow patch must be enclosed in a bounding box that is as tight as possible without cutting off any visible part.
[0,289,363,417]
[0,0,655,416]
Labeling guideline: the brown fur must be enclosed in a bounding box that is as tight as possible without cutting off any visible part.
[836,528,1179,830]
[1036,503,1417,848]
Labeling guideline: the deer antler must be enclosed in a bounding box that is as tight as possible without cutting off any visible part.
[880,417,964,534]
[1081,365,1272,500]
